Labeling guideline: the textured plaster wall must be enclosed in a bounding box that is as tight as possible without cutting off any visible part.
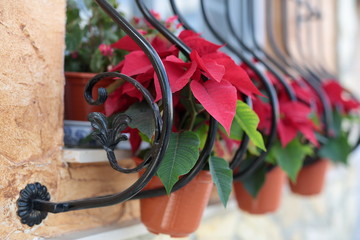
[0,1,139,239]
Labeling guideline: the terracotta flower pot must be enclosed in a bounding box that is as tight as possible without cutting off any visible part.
[140,170,213,238]
[233,167,286,214]
[64,72,112,121]
[289,158,329,196]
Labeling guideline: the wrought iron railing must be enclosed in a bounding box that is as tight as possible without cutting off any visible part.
[16,0,359,228]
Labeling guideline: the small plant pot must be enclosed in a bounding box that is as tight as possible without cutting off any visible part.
[140,170,213,238]
[289,158,329,196]
[63,120,99,147]
[233,167,285,214]
[65,72,112,121]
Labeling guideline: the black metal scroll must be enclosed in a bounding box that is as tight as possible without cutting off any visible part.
[132,0,219,198]
[197,0,279,180]
[170,0,276,175]
[277,0,333,138]
[17,0,173,226]
[279,0,335,165]
[238,0,297,101]
[136,2,250,172]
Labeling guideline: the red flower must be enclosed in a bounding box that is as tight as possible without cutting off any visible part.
[254,98,319,147]
[178,30,223,56]
[278,101,319,147]
[322,80,360,114]
[106,29,262,137]
[98,44,113,56]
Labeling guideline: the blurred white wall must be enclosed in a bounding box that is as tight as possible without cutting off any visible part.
[338,0,360,98]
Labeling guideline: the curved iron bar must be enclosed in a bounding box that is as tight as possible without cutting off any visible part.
[242,0,299,82]
[290,0,328,82]
[168,0,251,171]
[267,0,317,81]
[271,0,319,80]
[233,0,297,101]
[84,72,162,173]
[133,117,218,199]
[17,0,173,226]
[303,0,331,78]
[132,0,219,197]
[277,0,333,137]
[169,0,195,32]
[314,0,337,78]
[294,0,325,78]
[229,96,252,170]
[198,0,279,180]
[292,0,333,136]
[280,0,338,167]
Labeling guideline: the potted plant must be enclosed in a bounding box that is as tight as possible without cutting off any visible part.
[289,79,360,195]
[64,0,127,120]
[232,72,317,214]
[99,13,265,237]
[64,0,129,147]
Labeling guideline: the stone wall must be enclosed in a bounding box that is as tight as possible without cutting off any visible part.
[0,1,140,239]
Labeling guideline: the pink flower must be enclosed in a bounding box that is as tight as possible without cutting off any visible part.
[133,16,141,25]
[98,44,113,56]
[150,10,161,20]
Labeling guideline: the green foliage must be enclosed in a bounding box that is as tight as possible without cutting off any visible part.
[125,102,155,140]
[241,166,266,198]
[267,138,313,182]
[194,123,209,149]
[318,108,352,164]
[209,156,233,207]
[65,0,126,73]
[156,132,200,194]
[319,134,351,164]
[232,100,266,151]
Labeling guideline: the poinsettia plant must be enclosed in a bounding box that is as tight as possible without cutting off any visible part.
[65,0,127,73]
[100,13,266,206]
[319,80,360,163]
[238,67,319,197]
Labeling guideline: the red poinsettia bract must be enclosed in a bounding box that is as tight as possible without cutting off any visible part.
[254,97,319,148]
[322,80,360,114]
[107,30,261,135]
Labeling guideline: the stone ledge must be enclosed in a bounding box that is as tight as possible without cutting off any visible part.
[63,148,133,163]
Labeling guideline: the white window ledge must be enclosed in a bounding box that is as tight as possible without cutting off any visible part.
[63,148,133,163]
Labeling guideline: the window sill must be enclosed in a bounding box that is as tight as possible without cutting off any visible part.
[63,148,133,163]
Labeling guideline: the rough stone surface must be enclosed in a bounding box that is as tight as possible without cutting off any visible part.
[0,1,140,239]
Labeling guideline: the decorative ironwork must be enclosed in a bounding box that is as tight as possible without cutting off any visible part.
[84,72,163,174]
[133,0,219,197]
[197,0,279,180]
[16,0,354,229]
[17,0,173,227]
[17,182,50,227]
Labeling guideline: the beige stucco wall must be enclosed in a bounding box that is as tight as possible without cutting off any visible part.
[0,1,140,239]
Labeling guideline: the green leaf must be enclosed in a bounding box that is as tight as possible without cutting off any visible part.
[178,51,189,62]
[272,138,313,182]
[233,100,266,151]
[65,25,83,52]
[332,108,342,136]
[209,156,232,207]
[241,166,266,198]
[194,124,209,149]
[319,135,351,164]
[89,49,105,73]
[125,102,155,139]
[157,132,200,194]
